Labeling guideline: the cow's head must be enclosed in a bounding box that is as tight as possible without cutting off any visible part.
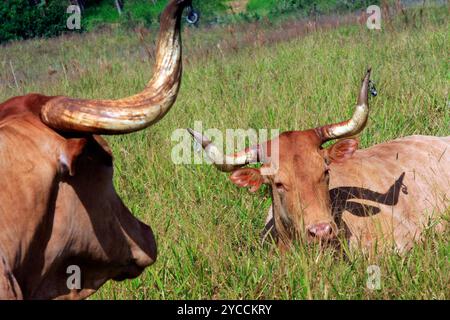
[189,69,371,248]
[0,0,193,299]
[20,124,159,299]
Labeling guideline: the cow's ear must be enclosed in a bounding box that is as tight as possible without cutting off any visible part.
[325,138,358,164]
[230,168,264,193]
[59,138,87,176]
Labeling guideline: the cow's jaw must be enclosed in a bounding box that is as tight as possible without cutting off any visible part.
[25,139,157,300]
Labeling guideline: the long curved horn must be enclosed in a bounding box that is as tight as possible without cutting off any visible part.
[41,0,192,134]
[315,68,371,143]
[187,129,261,172]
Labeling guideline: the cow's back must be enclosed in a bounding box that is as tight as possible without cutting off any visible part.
[330,135,449,252]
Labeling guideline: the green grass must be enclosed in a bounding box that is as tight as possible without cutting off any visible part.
[83,0,168,30]
[246,0,279,15]
[246,0,375,16]
[82,0,231,30]
[0,6,448,299]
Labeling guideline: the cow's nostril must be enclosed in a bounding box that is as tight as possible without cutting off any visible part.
[307,223,334,239]
[308,228,317,238]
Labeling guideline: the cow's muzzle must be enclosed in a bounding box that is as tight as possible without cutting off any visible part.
[306,222,336,241]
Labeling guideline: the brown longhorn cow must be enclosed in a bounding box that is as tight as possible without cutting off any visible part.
[189,69,449,253]
[0,0,192,299]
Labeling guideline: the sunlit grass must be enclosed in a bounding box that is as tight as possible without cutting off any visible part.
[0,6,448,299]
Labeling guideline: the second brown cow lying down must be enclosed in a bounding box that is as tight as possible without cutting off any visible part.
[189,69,449,253]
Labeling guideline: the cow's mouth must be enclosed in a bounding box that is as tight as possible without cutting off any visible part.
[113,263,145,281]
[306,235,338,245]
[306,233,338,243]
[304,229,340,248]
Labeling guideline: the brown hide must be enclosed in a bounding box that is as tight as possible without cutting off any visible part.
[259,134,449,252]
[0,96,157,300]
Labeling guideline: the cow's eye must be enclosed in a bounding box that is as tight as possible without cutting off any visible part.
[275,182,286,192]
[324,168,330,183]
[324,163,330,175]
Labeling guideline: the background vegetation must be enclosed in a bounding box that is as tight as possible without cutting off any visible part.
[0,3,448,299]
[0,0,69,42]
[1,0,380,42]
[246,0,379,16]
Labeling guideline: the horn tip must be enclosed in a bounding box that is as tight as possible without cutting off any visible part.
[186,128,201,141]
[186,128,210,147]
[365,67,372,79]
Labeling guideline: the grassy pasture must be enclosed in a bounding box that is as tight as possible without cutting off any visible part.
[0,6,448,299]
